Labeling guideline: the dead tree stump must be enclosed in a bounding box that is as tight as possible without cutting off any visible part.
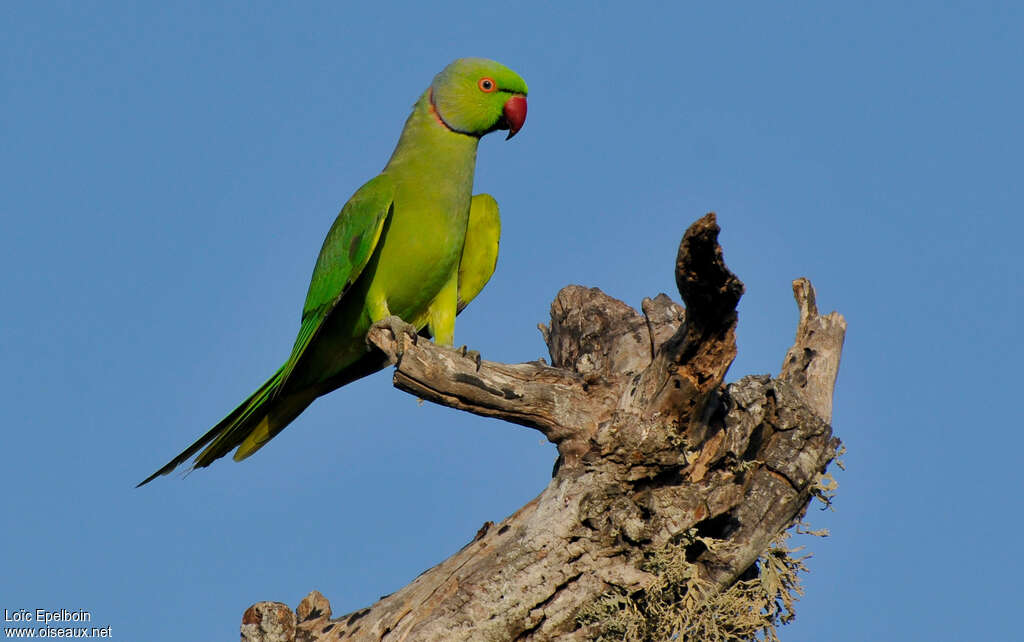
[241,213,846,642]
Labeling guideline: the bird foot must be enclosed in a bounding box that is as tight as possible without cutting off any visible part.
[369,315,419,362]
[458,345,482,371]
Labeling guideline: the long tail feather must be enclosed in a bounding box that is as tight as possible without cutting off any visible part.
[136,367,294,487]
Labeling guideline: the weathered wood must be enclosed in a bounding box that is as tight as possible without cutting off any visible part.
[780,278,847,423]
[241,214,845,642]
[367,326,610,464]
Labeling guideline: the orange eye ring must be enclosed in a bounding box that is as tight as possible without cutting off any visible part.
[478,77,497,93]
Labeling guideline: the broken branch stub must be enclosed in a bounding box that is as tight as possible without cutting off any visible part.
[244,214,845,642]
[780,277,847,423]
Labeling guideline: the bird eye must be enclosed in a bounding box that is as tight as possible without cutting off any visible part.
[478,77,496,92]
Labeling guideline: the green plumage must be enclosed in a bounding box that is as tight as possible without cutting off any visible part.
[139,58,527,486]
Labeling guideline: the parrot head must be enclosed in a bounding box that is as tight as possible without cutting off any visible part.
[429,58,528,139]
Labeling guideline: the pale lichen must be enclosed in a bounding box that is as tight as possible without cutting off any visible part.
[576,524,825,641]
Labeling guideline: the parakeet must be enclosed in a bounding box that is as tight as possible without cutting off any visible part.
[138,58,527,486]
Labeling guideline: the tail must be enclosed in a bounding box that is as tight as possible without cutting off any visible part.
[137,368,315,487]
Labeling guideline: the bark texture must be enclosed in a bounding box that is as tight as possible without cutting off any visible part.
[241,214,845,642]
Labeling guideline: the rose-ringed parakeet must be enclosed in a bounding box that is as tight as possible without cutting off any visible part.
[138,58,527,486]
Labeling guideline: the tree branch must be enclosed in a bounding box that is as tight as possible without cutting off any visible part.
[241,214,846,642]
[780,277,847,423]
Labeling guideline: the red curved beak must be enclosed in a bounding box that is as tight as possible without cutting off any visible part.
[502,95,527,139]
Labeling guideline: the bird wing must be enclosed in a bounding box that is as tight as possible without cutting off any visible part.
[276,173,395,393]
[457,193,501,313]
[136,174,395,486]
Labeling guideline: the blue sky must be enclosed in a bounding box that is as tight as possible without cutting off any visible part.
[2,2,1021,640]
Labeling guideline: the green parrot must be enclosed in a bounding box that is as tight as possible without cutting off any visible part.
[138,58,527,486]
